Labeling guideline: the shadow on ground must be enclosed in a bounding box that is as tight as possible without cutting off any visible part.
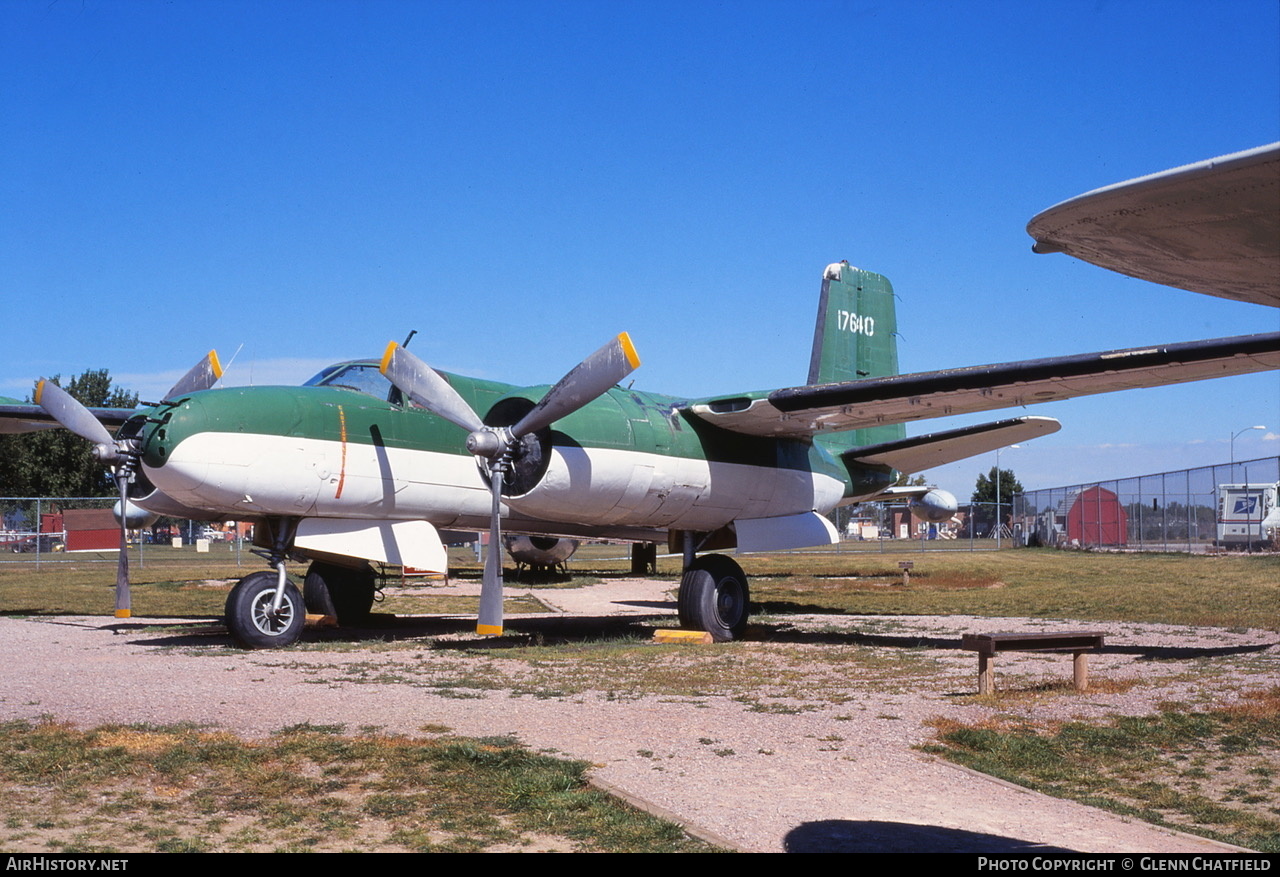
[784,819,1076,853]
[104,609,1274,663]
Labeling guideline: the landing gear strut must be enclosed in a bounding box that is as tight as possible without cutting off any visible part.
[677,553,750,642]
[225,517,305,649]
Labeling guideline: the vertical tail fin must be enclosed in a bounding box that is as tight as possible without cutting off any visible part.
[810,261,905,448]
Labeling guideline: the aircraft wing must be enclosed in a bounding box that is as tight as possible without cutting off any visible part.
[1027,142,1280,308]
[684,331,1280,439]
[0,401,137,435]
[840,416,1061,473]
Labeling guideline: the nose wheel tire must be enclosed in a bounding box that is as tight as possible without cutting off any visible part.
[677,554,750,642]
[226,571,305,649]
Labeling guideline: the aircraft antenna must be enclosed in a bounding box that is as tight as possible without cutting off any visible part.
[402,329,418,349]
[220,343,245,384]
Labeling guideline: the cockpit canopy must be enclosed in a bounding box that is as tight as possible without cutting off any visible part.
[303,362,395,401]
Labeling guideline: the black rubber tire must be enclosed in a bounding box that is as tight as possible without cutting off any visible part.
[677,554,750,642]
[226,571,305,649]
[303,561,376,626]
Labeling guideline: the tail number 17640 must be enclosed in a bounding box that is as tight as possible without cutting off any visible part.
[836,310,875,337]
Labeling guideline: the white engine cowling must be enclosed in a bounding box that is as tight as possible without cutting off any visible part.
[908,489,958,523]
[112,499,160,529]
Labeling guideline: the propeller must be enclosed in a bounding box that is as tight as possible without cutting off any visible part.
[34,351,223,618]
[381,334,640,635]
[163,350,223,402]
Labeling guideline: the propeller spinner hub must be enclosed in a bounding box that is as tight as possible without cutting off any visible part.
[92,443,122,465]
[465,428,508,459]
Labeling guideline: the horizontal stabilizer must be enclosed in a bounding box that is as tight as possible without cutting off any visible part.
[841,416,1061,474]
[685,332,1280,439]
[1027,142,1280,308]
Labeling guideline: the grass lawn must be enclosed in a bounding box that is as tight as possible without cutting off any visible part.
[0,542,1276,851]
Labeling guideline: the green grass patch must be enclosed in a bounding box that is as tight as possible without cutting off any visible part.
[745,548,1280,630]
[0,720,718,853]
[924,687,1280,852]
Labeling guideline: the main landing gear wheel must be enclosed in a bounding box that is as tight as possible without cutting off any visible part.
[303,561,377,626]
[677,554,750,642]
[226,571,305,649]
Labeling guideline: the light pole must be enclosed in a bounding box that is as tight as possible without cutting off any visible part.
[994,445,1019,549]
[1230,425,1266,466]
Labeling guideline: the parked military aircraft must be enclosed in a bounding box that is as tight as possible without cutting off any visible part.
[6,145,1279,649]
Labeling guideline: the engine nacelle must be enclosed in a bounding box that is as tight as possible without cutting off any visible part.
[112,498,160,529]
[909,489,958,523]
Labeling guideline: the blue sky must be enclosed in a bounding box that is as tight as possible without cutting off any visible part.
[3,0,1278,498]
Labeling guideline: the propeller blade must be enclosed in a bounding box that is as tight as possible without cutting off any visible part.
[114,472,132,618]
[381,332,639,637]
[36,379,135,617]
[163,350,223,401]
[476,465,505,635]
[511,332,640,438]
[379,342,485,433]
[34,380,115,447]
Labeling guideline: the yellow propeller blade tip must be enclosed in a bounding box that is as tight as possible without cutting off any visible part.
[379,341,399,375]
[618,332,641,370]
[33,380,46,405]
[476,624,503,636]
[208,349,224,380]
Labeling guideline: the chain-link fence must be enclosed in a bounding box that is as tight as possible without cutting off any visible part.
[828,500,1031,552]
[1,496,250,568]
[1012,456,1280,552]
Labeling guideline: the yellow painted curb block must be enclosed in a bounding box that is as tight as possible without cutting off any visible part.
[653,629,713,644]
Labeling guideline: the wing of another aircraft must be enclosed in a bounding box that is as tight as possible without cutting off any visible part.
[684,331,1280,439]
[0,400,137,435]
[1027,142,1280,307]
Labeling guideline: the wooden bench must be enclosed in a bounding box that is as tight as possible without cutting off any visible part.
[960,631,1105,694]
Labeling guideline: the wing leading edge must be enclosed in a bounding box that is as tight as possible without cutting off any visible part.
[684,332,1280,439]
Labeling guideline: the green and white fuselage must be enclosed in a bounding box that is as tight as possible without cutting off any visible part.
[132,369,890,545]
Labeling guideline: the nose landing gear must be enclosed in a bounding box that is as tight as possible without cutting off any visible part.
[225,517,305,649]
[225,570,305,649]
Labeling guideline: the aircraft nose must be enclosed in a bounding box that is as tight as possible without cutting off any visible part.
[139,396,209,470]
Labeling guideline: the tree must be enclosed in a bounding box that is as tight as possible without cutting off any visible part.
[972,466,1023,506]
[970,466,1023,536]
[0,370,138,497]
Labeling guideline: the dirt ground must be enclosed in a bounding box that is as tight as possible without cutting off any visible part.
[1,576,1272,853]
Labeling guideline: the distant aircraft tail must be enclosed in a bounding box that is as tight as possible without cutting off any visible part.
[810,261,905,448]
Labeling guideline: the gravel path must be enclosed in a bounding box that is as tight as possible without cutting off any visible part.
[1,577,1272,853]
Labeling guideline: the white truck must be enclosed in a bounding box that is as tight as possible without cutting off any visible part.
[1216,482,1280,548]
